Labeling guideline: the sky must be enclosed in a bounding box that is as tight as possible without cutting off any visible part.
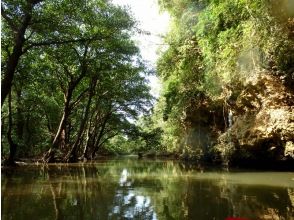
[112,0,170,97]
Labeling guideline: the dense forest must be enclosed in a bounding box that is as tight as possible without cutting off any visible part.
[1,0,294,168]
[1,0,156,165]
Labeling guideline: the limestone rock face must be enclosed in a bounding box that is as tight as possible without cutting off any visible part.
[285,141,294,158]
[215,73,294,165]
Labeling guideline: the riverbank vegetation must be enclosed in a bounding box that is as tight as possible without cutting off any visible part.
[1,0,155,165]
[2,0,294,168]
[151,0,294,167]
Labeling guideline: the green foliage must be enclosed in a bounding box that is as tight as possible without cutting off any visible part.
[103,118,164,155]
[1,0,153,161]
[2,0,294,161]
[155,0,294,157]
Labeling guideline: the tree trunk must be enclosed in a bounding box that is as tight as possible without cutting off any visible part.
[43,47,88,163]
[81,124,92,161]
[4,90,18,166]
[43,89,73,163]
[66,78,96,163]
[91,113,111,159]
[43,110,69,163]
[82,106,100,160]
[1,4,34,106]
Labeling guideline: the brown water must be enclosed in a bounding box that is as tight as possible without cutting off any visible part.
[1,158,294,220]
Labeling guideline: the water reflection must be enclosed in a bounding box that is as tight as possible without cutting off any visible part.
[1,159,294,220]
[110,168,157,219]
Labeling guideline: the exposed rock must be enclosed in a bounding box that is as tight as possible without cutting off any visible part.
[214,73,294,167]
[284,141,294,158]
[180,92,225,161]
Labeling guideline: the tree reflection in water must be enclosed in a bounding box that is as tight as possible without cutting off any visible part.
[1,159,294,220]
[109,169,157,219]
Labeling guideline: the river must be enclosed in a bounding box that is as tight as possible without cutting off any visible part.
[2,158,294,219]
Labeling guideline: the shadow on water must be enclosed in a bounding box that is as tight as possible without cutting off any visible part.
[1,158,294,220]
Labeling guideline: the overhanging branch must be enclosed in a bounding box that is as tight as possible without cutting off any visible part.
[22,34,110,54]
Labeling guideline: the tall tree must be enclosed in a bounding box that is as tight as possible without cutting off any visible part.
[1,0,127,105]
[2,0,153,164]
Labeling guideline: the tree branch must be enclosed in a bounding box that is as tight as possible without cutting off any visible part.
[1,6,18,32]
[70,88,89,109]
[99,132,119,146]
[23,35,104,54]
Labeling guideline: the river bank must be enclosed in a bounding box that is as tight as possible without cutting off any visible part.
[3,153,294,171]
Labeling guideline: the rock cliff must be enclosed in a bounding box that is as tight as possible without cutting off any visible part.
[215,73,294,167]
